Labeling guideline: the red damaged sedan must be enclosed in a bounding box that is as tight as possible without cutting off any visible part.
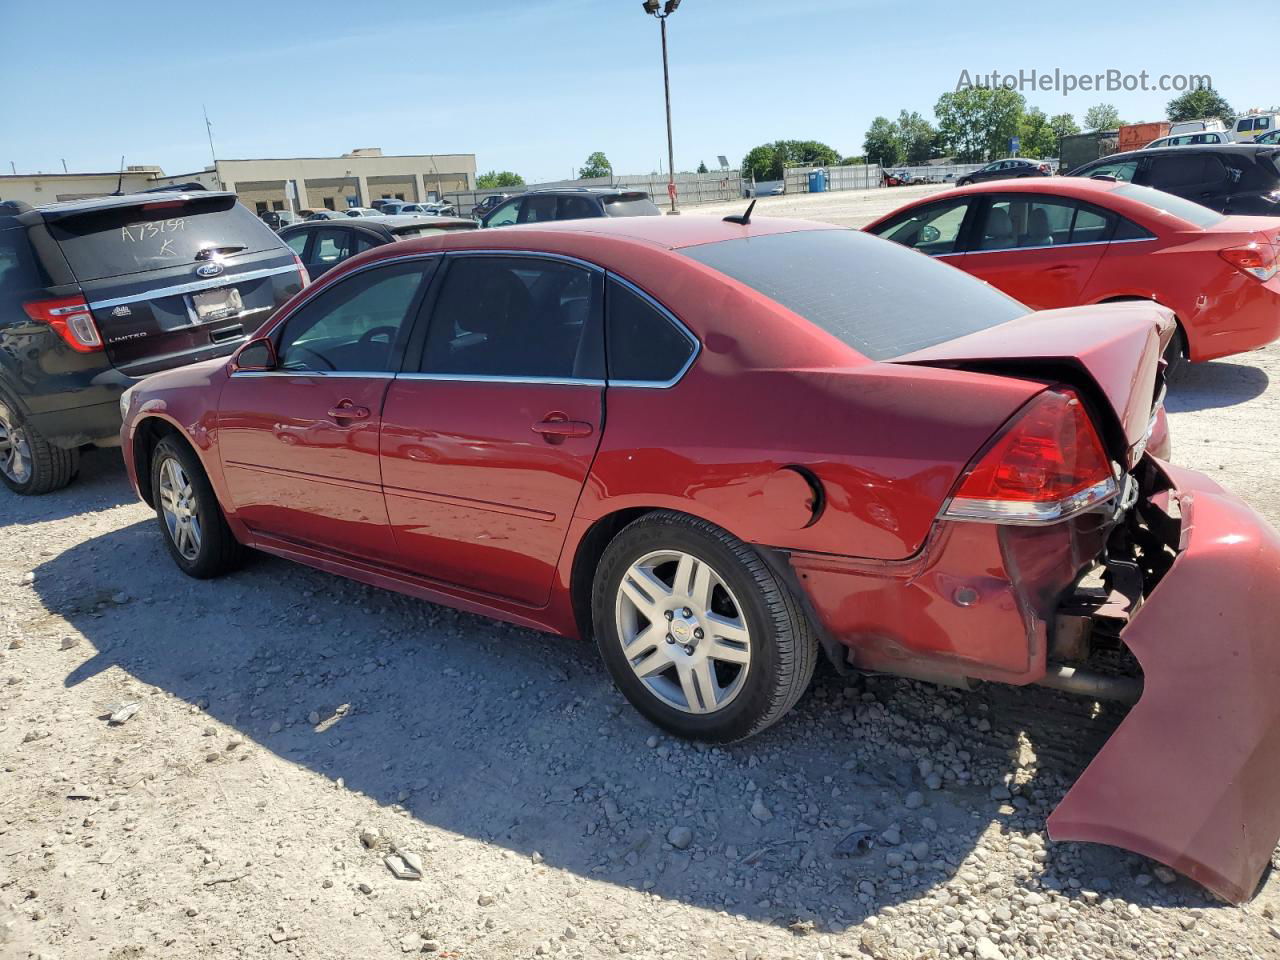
[865,178,1280,364]
[120,214,1280,903]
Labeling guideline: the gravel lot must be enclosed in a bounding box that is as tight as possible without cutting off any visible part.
[4,188,1280,960]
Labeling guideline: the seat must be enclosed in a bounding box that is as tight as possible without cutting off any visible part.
[1022,207,1055,247]
[446,268,533,375]
[980,208,1015,250]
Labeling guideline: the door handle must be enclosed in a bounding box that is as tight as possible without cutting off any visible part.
[328,403,370,421]
[1046,264,1076,272]
[533,415,593,442]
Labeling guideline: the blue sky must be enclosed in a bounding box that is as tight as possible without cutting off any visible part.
[1,0,1252,182]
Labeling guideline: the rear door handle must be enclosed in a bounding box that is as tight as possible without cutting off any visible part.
[328,403,370,421]
[533,416,593,441]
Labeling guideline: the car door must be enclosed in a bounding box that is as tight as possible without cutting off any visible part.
[962,195,1110,309]
[867,197,978,268]
[379,253,605,606]
[217,257,436,562]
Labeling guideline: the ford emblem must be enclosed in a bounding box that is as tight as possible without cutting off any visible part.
[196,262,225,278]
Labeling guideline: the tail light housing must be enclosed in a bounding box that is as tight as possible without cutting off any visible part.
[1220,241,1278,282]
[292,253,311,287]
[22,296,103,352]
[943,388,1117,524]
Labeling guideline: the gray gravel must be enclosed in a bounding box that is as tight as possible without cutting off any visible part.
[3,188,1280,959]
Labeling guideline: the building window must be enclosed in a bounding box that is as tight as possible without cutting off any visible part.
[272,200,284,211]
[396,193,405,200]
[323,197,336,210]
[255,201,268,215]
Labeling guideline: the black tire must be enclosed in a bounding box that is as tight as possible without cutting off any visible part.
[592,511,818,743]
[957,178,970,187]
[150,436,244,579]
[0,396,78,496]
[1163,324,1188,370]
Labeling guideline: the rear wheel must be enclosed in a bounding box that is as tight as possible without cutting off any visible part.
[592,512,818,743]
[151,437,244,579]
[1163,325,1188,369]
[0,398,78,495]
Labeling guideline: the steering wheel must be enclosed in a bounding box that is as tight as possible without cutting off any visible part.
[358,325,398,347]
[917,224,941,245]
[282,345,336,372]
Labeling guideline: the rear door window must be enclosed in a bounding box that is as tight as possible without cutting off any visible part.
[557,195,599,220]
[605,278,696,384]
[603,195,661,217]
[519,195,558,224]
[682,229,1026,362]
[46,194,280,282]
[1069,204,1115,244]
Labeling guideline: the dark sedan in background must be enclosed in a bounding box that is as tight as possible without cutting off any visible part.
[279,215,478,278]
[956,157,1052,186]
[1068,144,1280,216]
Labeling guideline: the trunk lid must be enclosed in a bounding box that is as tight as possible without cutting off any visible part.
[43,192,305,377]
[892,301,1172,459]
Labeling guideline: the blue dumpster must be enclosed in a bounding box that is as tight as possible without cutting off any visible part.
[808,170,827,193]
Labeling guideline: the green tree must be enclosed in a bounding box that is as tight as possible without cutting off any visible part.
[934,87,1025,162]
[578,151,611,179]
[863,117,902,166]
[897,110,937,164]
[696,160,709,174]
[1018,107,1058,158]
[1167,87,1234,126]
[1083,103,1122,131]
[475,170,525,189]
[740,140,842,181]
[1048,113,1081,142]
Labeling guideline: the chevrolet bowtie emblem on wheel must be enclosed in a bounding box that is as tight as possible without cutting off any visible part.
[195,262,224,278]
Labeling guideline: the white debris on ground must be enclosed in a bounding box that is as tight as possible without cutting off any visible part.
[3,192,1280,959]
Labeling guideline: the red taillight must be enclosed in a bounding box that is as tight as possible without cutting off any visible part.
[292,253,311,287]
[1220,241,1278,282]
[22,296,103,353]
[943,388,1117,524]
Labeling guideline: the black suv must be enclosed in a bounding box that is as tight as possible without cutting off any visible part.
[1068,144,1280,215]
[480,188,661,227]
[0,191,305,494]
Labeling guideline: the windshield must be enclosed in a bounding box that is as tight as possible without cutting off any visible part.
[681,229,1026,361]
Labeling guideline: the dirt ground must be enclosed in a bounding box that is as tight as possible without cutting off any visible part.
[4,188,1280,960]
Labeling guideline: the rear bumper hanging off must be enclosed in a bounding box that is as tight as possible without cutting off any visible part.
[1048,461,1280,903]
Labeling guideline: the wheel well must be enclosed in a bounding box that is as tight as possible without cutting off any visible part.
[568,508,662,640]
[131,418,187,507]
[1099,296,1186,359]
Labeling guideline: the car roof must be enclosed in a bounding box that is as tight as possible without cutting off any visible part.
[1090,143,1278,162]
[30,190,236,217]
[282,215,475,234]
[523,187,650,197]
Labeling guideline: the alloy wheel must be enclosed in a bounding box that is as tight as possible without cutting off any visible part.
[158,456,202,561]
[614,549,752,714]
[0,403,32,485]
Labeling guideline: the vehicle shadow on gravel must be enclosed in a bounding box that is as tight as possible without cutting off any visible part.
[1166,360,1269,412]
[0,447,134,528]
[41,516,1222,932]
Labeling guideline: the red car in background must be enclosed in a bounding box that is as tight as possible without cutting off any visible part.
[865,178,1280,364]
[119,214,1280,903]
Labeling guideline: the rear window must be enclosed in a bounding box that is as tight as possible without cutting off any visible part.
[1110,183,1226,227]
[603,194,661,217]
[47,195,281,282]
[681,229,1027,361]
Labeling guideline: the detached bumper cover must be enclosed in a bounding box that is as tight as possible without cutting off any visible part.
[1048,463,1280,903]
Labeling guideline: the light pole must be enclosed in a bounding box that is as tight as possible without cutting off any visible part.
[642,0,680,214]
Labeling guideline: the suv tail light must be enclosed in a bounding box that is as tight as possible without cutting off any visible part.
[292,253,311,287]
[943,388,1117,524]
[22,296,103,352]
[1220,241,1278,282]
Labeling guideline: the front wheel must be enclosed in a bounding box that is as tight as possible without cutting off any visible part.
[592,512,818,743]
[151,437,244,579]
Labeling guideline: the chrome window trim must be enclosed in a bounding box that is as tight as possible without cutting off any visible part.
[87,263,301,310]
[397,373,606,387]
[231,370,397,380]
[441,248,605,273]
[961,236,1157,257]
[604,273,701,390]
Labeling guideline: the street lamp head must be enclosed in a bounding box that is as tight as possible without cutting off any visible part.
[663,0,680,12]
[641,0,659,12]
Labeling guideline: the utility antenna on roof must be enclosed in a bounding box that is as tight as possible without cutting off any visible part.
[112,155,125,196]
[723,199,756,225]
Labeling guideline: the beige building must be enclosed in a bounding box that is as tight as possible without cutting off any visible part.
[1,149,475,213]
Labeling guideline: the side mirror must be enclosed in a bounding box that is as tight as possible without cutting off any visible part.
[233,337,277,372]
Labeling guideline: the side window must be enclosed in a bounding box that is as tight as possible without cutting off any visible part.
[1086,159,1139,182]
[519,195,558,223]
[312,228,352,264]
[1112,217,1155,241]
[870,199,972,254]
[284,231,309,257]
[276,260,432,373]
[606,278,696,384]
[354,233,380,253]
[1259,117,1272,131]
[419,256,603,380]
[485,199,520,227]
[558,195,599,220]
[1069,204,1115,244]
[976,197,1072,250]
